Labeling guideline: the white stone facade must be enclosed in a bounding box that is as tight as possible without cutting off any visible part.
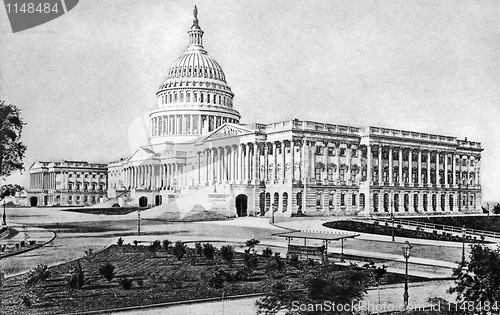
[28,161,108,207]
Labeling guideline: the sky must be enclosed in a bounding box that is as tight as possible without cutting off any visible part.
[0,0,499,201]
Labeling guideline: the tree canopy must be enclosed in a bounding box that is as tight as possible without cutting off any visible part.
[0,100,26,178]
[450,244,500,314]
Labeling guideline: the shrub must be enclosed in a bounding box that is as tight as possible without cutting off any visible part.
[243,249,259,270]
[25,264,51,287]
[117,237,124,246]
[233,268,252,281]
[99,263,115,281]
[208,269,231,289]
[22,295,32,308]
[67,262,85,289]
[149,240,161,256]
[245,238,260,250]
[195,242,203,256]
[84,248,96,261]
[287,253,303,270]
[0,270,4,288]
[133,240,139,246]
[162,240,171,252]
[220,245,235,264]
[203,243,216,261]
[173,241,186,260]
[262,247,273,258]
[120,277,133,290]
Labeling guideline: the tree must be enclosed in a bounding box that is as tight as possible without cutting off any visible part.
[0,101,26,178]
[220,245,235,264]
[98,263,115,281]
[257,265,372,315]
[450,244,500,314]
[172,241,186,260]
[492,203,500,215]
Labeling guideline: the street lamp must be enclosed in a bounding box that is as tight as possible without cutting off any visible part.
[461,225,466,266]
[137,208,141,236]
[2,200,6,226]
[402,240,412,311]
[390,200,395,242]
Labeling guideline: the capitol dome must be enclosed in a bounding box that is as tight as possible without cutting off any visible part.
[149,7,240,145]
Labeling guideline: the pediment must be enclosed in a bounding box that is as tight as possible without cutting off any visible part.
[127,146,157,163]
[204,123,255,141]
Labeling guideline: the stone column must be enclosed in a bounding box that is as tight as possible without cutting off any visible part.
[418,150,422,186]
[453,154,457,186]
[378,146,383,184]
[290,140,295,181]
[253,143,259,183]
[366,145,372,183]
[427,151,431,185]
[335,145,340,182]
[398,148,403,184]
[436,152,440,185]
[300,140,306,181]
[281,141,287,183]
[272,142,277,182]
[244,144,249,182]
[264,143,269,181]
[238,144,243,182]
[388,147,393,185]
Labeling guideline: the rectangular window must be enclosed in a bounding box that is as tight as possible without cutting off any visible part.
[340,148,346,156]
[316,192,322,206]
[315,168,321,181]
[329,193,334,207]
[328,147,335,156]
[327,168,334,181]
[340,194,345,207]
[352,150,357,157]
[352,194,357,206]
[316,146,323,155]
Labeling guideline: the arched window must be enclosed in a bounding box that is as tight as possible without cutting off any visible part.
[373,193,378,212]
[383,193,389,212]
[265,192,271,212]
[394,194,399,212]
[180,93,184,102]
[201,93,204,103]
[169,93,172,103]
[360,193,365,209]
[218,94,222,105]
[186,93,191,102]
[329,192,334,207]
[432,194,437,211]
[352,193,357,206]
[404,194,409,212]
[207,93,211,103]
[423,194,428,211]
[213,94,216,104]
[274,192,279,211]
[449,195,454,211]
[316,191,322,207]
[441,194,446,211]
[174,93,178,102]
[194,93,197,102]
[282,193,288,212]
[414,194,419,211]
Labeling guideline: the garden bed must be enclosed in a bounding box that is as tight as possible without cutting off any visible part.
[61,207,141,215]
[323,220,488,243]
[0,242,426,314]
[408,215,500,233]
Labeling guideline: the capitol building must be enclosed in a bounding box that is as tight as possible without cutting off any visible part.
[28,9,483,218]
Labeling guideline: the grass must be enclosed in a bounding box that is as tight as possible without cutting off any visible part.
[409,215,500,233]
[0,243,428,314]
[324,220,487,243]
[61,207,141,215]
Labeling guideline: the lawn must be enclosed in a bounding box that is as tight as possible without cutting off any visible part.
[409,215,500,233]
[1,242,427,314]
[323,220,487,243]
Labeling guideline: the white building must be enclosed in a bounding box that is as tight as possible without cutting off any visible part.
[106,9,483,218]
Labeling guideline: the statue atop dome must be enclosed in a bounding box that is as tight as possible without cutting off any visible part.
[193,5,199,27]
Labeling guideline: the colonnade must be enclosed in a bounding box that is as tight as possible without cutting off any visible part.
[30,172,56,190]
[368,146,480,187]
[158,90,233,108]
[371,190,478,213]
[151,114,238,137]
[122,163,187,190]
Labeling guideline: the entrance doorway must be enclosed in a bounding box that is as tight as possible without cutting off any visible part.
[30,197,38,207]
[139,196,148,207]
[155,195,162,206]
[235,194,248,217]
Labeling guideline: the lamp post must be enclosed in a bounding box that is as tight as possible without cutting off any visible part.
[390,200,395,242]
[402,240,412,311]
[137,208,141,236]
[461,225,466,266]
[2,200,6,226]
